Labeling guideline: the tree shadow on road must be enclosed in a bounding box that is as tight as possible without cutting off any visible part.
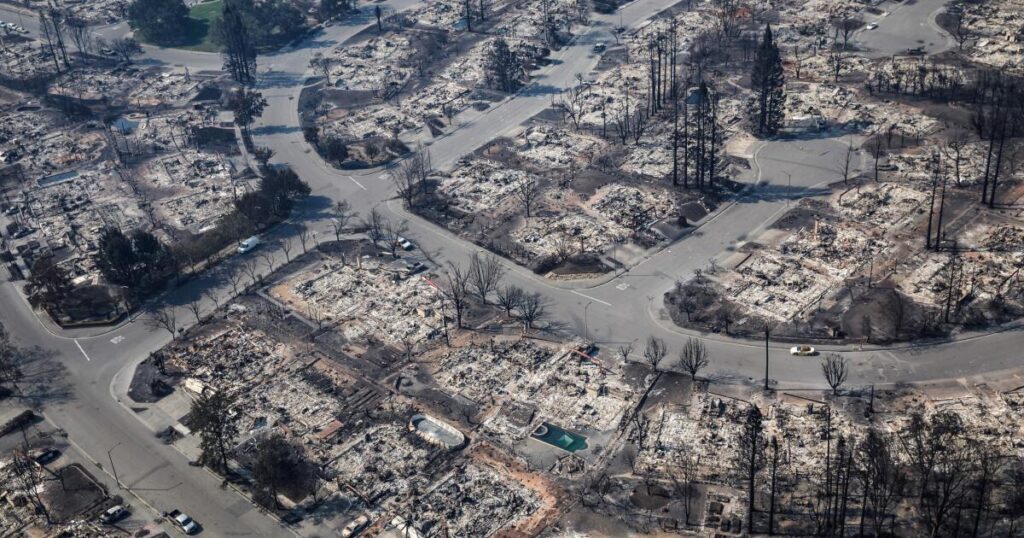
[15,345,74,408]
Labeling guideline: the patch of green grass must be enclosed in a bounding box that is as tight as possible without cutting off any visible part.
[179,0,223,51]
[137,0,222,51]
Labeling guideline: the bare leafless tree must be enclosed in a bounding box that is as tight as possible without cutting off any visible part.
[822,353,849,395]
[203,289,220,310]
[187,299,203,324]
[949,3,973,51]
[679,337,710,380]
[513,178,541,218]
[229,270,247,297]
[617,341,634,364]
[12,449,51,523]
[496,285,523,318]
[259,251,276,275]
[297,224,311,254]
[558,78,589,130]
[942,129,969,186]
[364,207,386,243]
[331,200,356,241]
[643,335,667,371]
[384,219,409,258]
[280,239,293,263]
[443,262,471,328]
[146,307,178,337]
[518,292,545,331]
[242,258,260,284]
[469,252,505,304]
[840,137,857,184]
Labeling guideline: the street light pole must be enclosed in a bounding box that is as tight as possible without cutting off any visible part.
[107,442,122,488]
[584,301,592,342]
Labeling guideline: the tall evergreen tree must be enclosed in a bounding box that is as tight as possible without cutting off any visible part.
[218,2,257,85]
[191,390,239,473]
[751,24,786,136]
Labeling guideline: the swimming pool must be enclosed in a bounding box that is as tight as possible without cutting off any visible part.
[531,422,588,452]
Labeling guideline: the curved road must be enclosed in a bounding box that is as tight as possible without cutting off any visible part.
[2,0,1005,536]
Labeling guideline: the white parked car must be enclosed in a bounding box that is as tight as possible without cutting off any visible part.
[238,235,260,254]
[790,345,817,356]
[397,236,414,250]
[866,22,879,30]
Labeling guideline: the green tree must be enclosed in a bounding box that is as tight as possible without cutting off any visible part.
[25,254,72,312]
[228,87,268,138]
[128,0,189,44]
[250,433,315,508]
[483,38,523,93]
[190,390,239,473]
[750,24,786,136]
[217,1,257,85]
[95,227,173,292]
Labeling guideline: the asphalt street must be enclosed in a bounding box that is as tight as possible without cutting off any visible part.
[1,1,1004,536]
[853,0,953,58]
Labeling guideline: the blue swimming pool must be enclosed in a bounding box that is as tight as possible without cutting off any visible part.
[532,422,588,452]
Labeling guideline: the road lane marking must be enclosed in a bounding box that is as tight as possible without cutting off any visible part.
[111,335,124,344]
[349,176,367,190]
[572,290,611,306]
[74,340,91,362]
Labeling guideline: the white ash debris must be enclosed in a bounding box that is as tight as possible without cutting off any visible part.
[438,159,540,214]
[727,251,833,322]
[277,260,442,345]
[51,68,200,107]
[618,142,674,178]
[517,125,606,168]
[779,223,890,276]
[326,35,416,91]
[330,421,438,506]
[398,80,471,118]
[409,0,468,30]
[320,104,418,140]
[416,463,541,537]
[904,224,1024,305]
[145,154,252,233]
[835,183,928,230]
[585,184,675,230]
[435,339,554,403]
[961,0,1024,73]
[511,212,624,258]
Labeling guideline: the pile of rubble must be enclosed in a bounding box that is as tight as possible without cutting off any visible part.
[272,259,443,345]
[325,35,416,91]
[416,462,541,536]
[586,184,674,232]
[437,159,538,214]
[962,0,1024,73]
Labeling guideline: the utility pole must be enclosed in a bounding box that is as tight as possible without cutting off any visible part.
[107,443,122,488]
[764,325,770,391]
[584,301,592,341]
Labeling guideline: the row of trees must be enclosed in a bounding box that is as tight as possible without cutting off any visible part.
[732,403,1024,536]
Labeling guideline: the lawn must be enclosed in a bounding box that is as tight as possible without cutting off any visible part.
[179,0,222,51]
[136,0,222,51]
